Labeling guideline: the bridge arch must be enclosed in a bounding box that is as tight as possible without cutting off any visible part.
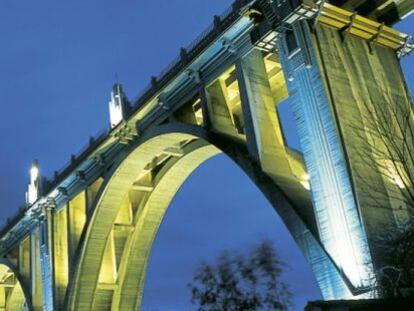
[65,123,336,310]
[0,258,32,311]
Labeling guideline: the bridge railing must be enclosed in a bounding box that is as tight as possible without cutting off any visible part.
[41,0,251,206]
[130,0,251,111]
[0,0,253,239]
[43,128,109,193]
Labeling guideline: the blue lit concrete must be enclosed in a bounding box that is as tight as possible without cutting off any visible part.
[278,21,375,299]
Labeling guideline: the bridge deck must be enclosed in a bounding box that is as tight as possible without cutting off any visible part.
[1,0,413,253]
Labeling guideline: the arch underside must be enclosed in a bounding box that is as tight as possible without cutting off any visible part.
[0,259,31,311]
[66,125,342,310]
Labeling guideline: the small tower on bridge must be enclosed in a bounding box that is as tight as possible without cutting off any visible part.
[108,83,129,128]
[26,160,41,206]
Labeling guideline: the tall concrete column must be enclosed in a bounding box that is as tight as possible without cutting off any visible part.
[236,38,354,300]
[277,20,374,299]
[236,49,290,174]
[30,227,43,310]
[39,201,55,311]
[198,84,211,130]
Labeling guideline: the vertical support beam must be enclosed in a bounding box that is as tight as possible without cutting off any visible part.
[39,202,55,311]
[0,286,5,310]
[278,20,374,299]
[67,191,86,275]
[54,207,69,309]
[235,58,260,161]
[30,228,44,310]
[18,238,30,287]
[236,49,293,176]
[205,69,244,140]
[313,20,413,256]
[7,247,18,268]
[98,231,117,286]
[236,48,313,221]
[236,42,352,299]
[86,178,104,213]
[198,84,211,130]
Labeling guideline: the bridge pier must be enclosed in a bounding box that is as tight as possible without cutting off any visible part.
[39,203,55,311]
[275,11,414,298]
[30,229,43,310]
[277,20,373,299]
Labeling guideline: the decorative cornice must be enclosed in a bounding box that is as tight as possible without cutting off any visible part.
[110,121,139,145]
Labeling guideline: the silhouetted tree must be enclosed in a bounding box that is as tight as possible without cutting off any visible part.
[188,241,292,310]
[353,97,414,214]
[350,96,414,297]
[374,219,414,297]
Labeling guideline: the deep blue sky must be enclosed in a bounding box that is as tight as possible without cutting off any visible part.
[0,1,413,310]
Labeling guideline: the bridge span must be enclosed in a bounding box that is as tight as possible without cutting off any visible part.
[1,0,413,310]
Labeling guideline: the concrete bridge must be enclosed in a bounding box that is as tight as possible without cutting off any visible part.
[0,0,413,310]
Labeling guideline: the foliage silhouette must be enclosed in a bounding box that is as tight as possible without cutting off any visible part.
[189,241,292,310]
[351,97,414,297]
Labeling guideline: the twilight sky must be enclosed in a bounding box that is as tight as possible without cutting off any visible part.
[0,1,413,310]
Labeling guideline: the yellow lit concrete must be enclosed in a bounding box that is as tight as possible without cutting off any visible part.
[0,260,31,310]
